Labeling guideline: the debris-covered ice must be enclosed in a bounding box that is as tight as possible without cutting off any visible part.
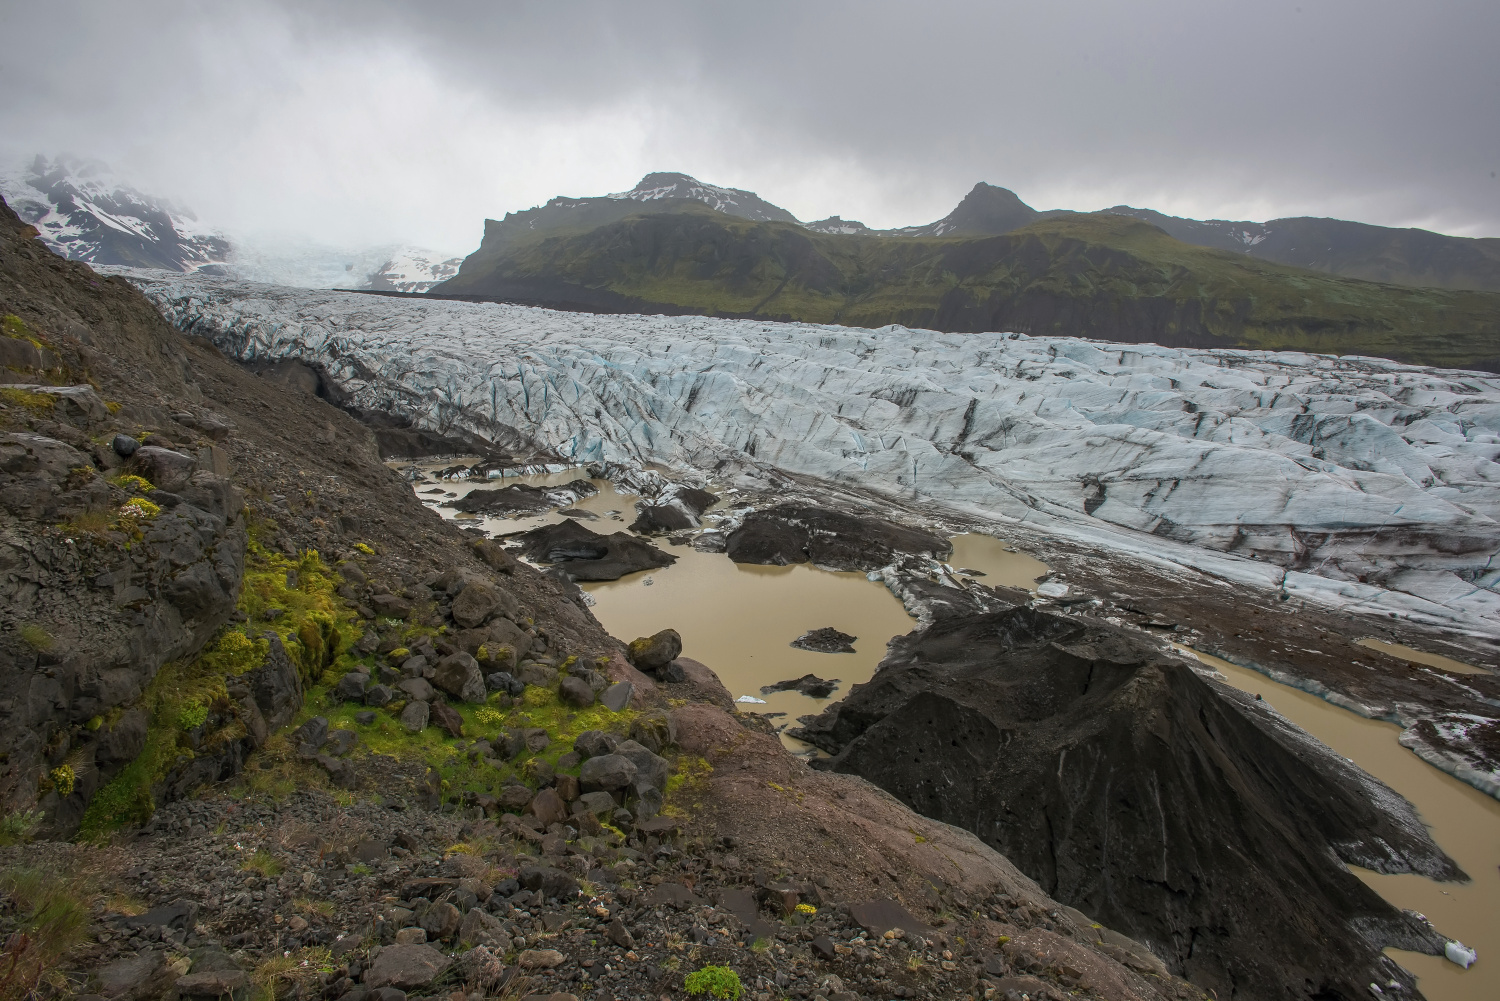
[114,270,1500,636]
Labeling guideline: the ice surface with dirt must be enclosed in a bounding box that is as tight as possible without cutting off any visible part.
[114,270,1500,636]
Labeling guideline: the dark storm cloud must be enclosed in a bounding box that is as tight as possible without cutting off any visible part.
[2,0,1496,249]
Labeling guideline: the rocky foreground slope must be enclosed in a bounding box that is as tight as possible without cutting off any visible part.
[0,198,1219,1001]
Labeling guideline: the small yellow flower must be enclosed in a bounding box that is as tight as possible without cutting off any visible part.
[795,903,817,916]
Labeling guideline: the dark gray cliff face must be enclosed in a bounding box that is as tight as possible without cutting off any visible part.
[796,606,1457,1001]
[0,430,247,835]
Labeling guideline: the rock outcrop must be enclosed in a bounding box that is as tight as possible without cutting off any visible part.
[796,605,1459,1001]
[725,505,950,572]
[514,519,675,581]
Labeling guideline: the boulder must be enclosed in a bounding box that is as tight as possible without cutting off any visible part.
[762,674,840,698]
[627,629,682,671]
[371,594,413,619]
[517,663,559,688]
[419,901,462,940]
[400,700,430,733]
[112,433,139,458]
[430,700,465,739]
[579,753,638,792]
[791,626,858,654]
[451,580,519,629]
[573,730,619,759]
[574,791,617,817]
[558,676,595,707]
[458,906,510,948]
[628,711,676,754]
[334,671,369,702]
[614,739,670,792]
[397,677,435,702]
[486,671,525,696]
[498,784,534,812]
[363,944,452,990]
[432,652,487,703]
[293,716,329,751]
[174,969,248,997]
[129,445,197,491]
[517,948,566,970]
[324,729,357,756]
[601,681,633,712]
[364,683,394,706]
[529,787,569,827]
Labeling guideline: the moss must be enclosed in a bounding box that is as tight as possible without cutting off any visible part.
[354,542,375,555]
[18,624,53,651]
[112,473,154,493]
[82,529,367,837]
[0,387,56,417]
[684,965,744,999]
[177,703,209,731]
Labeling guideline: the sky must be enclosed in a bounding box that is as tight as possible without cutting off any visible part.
[2,0,1497,252]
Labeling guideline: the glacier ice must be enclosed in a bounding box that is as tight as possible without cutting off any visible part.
[112,270,1500,637]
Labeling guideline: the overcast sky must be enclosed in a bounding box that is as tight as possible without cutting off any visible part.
[2,0,1496,251]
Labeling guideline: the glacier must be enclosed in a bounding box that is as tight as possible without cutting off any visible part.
[112,270,1500,637]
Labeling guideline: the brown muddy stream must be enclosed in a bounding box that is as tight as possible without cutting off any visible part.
[408,462,1494,1000]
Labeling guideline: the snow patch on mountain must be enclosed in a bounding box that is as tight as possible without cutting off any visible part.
[367,250,464,293]
[1,155,231,271]
[112,270,1500,637]
[603,172,796,223]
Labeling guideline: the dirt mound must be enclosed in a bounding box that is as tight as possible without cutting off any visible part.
[514,519,676,581]
[795,605,1459,1001]
[725,504,950,571]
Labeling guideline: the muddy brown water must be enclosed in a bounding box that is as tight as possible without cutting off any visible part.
[1356,638,1493,676]
[1179,646,1498,1001]
[407,461,1496,997]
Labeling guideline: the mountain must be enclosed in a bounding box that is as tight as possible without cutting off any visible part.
[1,155,461,291]
[366,249,465,293]
[1106,206,1500,292]
[470,171,799,259]
[0,154,232,272]
[437,198,1500,371]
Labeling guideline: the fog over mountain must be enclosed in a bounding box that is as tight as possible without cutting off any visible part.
[1,0,1495,251]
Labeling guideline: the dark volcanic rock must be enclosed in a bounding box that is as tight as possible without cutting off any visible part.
[627,629,682,672]
[445,478,596,515]
[761,674,840,698]
[790,626,857,653]
[795,605,1457,1001]
[515,519,675,581]
[725,504,949,571]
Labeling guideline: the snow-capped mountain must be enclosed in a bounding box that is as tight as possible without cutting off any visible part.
[366,250,464,293]
[0,155,463,292]
[602,172,798,223]
[0,155,232,272]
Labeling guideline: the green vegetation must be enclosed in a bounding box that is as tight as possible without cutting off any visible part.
[0,867,90,1001]
[0,810,43,846]
[18,624,52,652]
[0,387,55,417]
[120,496,161,519]
[242,849,283,877]
[79,531,365,838]
[446,205,1500,371]
[684,965,744,999]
